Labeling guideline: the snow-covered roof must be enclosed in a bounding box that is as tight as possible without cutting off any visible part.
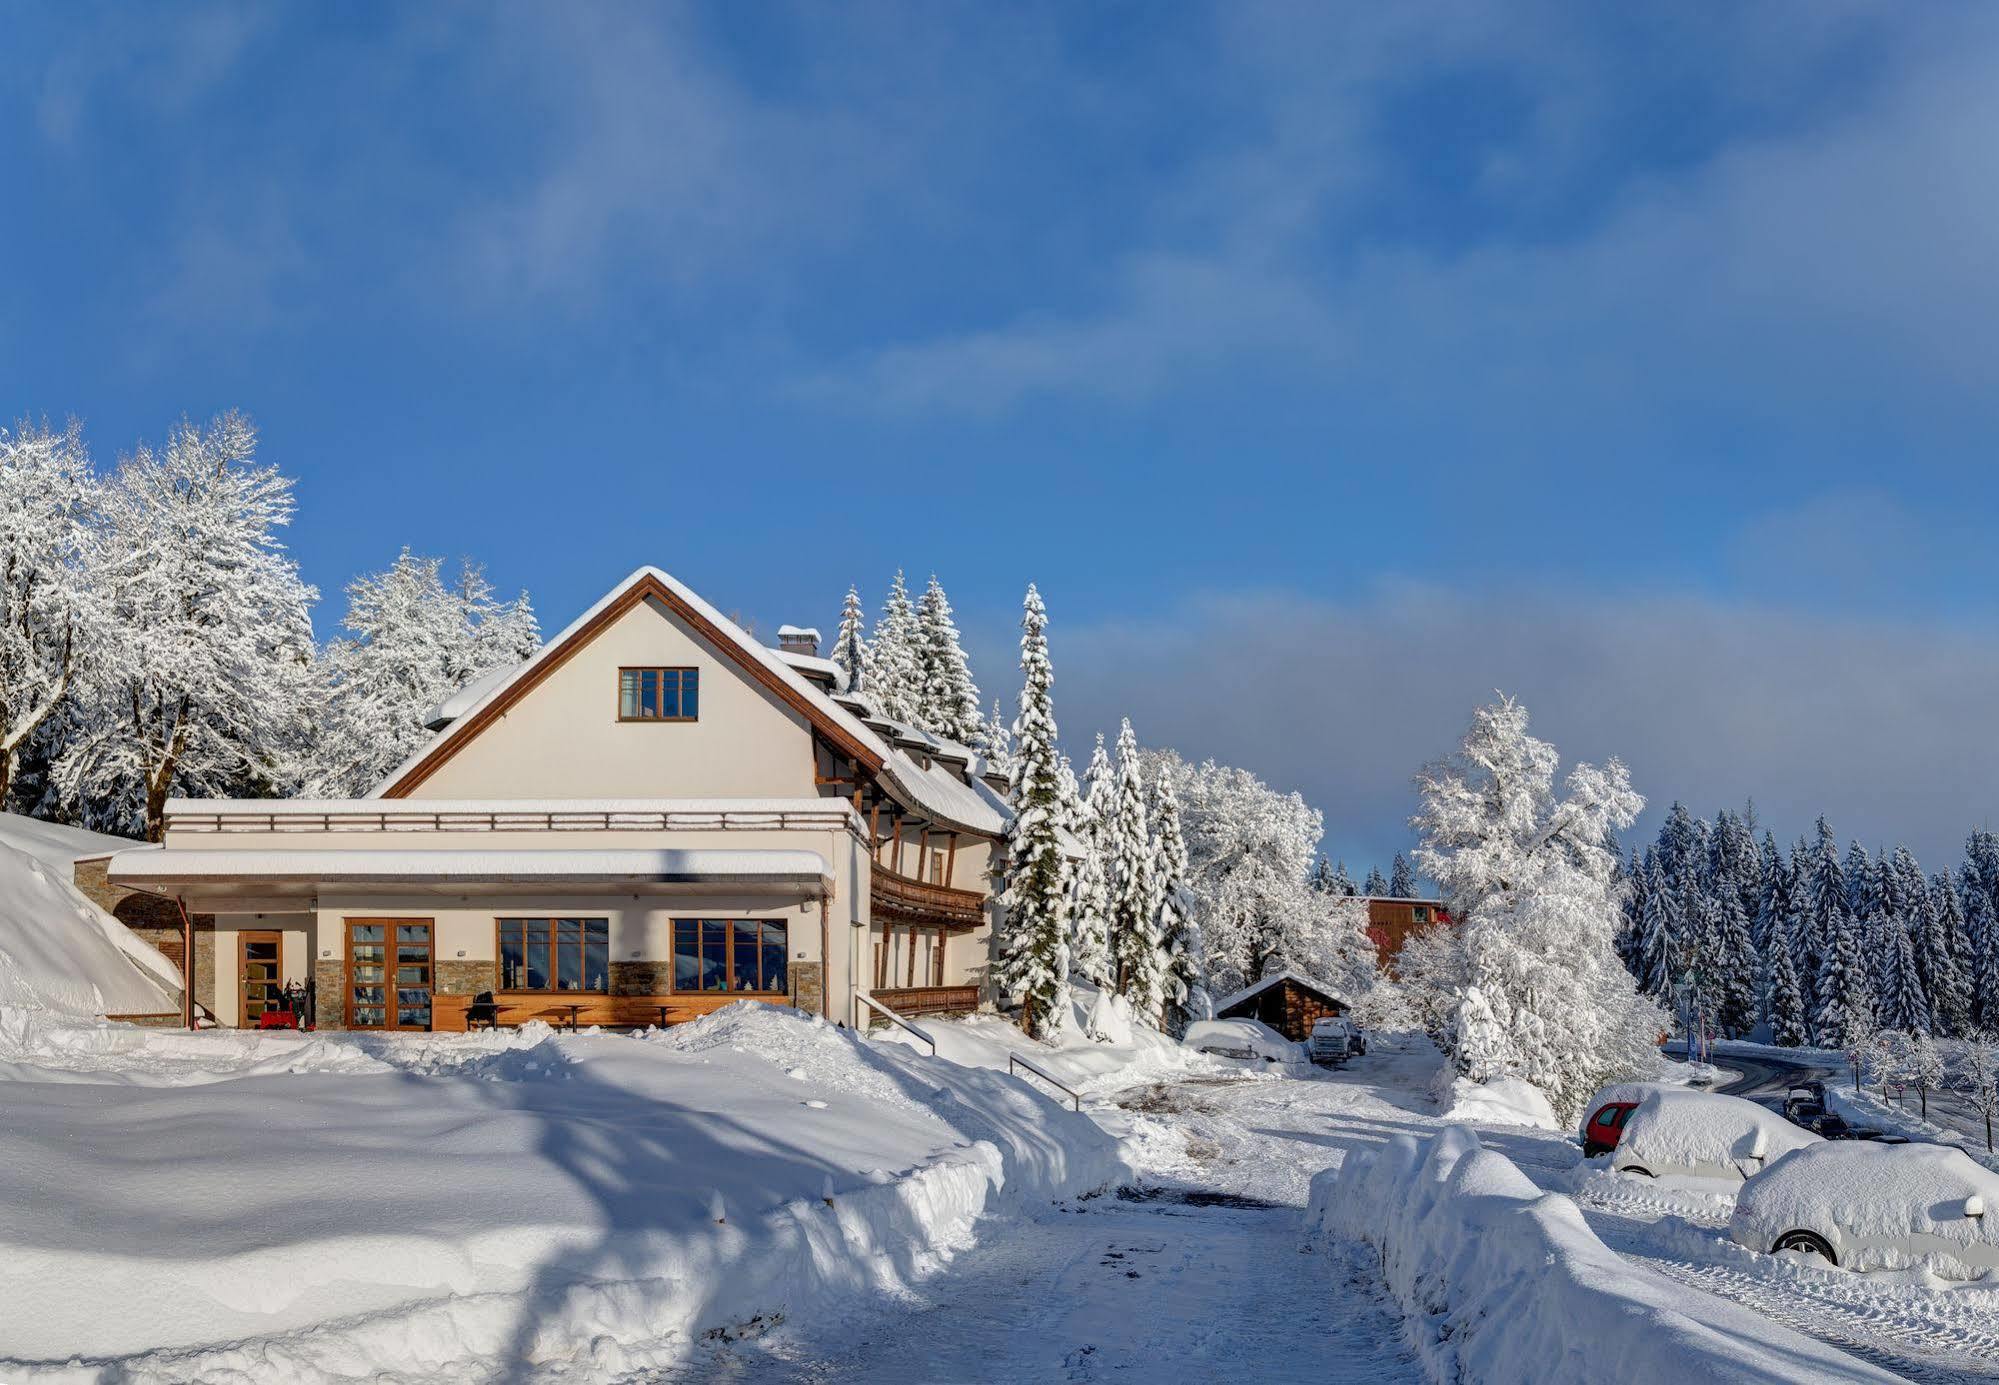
[775,624,821,641]
[108,847,833,891]
[1212,970,1348,1015]
[164,796,860,821]
[370,566,1012,840]
[0,811,143,868]
[775,649,846,687]
[422,661,517,730]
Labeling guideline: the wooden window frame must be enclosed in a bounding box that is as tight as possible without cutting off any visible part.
[670,918,789,996]
[617,666,700,722]
[496,917,612,994]
[238,929,284,1029]
[345,917,434,1032]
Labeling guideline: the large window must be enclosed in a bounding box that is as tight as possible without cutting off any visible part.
[619,667,699,721]
[674,919,788,993]
[499,918,610,992]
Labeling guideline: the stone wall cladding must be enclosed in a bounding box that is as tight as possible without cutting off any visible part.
[312,959,345,1031]
[435,959,496,996]
[193,928,216,1016]
[611,961,672,996]
[791,960,824,1017]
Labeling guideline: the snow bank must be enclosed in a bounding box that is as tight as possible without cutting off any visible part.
[1308,1125,1898,1384]
[0,1003,1124,1380]
[1615,1089,1819,1181]
[1437,1074,1559,1130]
[1182,1017,1308,1069]
[0,814,178,1017]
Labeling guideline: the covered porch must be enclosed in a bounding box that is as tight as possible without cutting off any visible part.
[867,865,986,1019]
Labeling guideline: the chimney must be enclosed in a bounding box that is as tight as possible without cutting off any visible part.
[777,624,821,657]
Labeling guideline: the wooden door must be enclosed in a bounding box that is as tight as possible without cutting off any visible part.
[239,931,284,1028]
[346,918,434,1031]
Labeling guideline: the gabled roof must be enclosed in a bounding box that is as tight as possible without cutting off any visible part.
[1211,969,1348,1015]
[373,567,1009,839]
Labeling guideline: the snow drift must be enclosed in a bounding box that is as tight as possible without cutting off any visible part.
[0,813,177,1017]
[1437,1074,1559,1130]
[1307,1124,1897,1384]
[0,1002,1124,1381]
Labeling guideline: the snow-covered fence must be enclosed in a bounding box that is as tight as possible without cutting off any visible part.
[1306,1125,1898,1385]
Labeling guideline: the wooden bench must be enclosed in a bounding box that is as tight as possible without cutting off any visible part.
[431,992,775,1033]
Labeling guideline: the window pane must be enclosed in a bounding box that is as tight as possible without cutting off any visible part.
[681,669,698,719]
[733,923,760,991]
[584,930,608,993]
[525,920,550,989]
[642,669,661,717]
[620,670,641,718]
[761,921,788,995]
[658,670,680,719]
[500,926,524,989]
[398,923,430,942]
[703,919,728,991]
[352,924,384,943]
[674,920,701,990]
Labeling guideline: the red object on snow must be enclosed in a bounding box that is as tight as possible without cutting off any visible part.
[1582,1100,1640,1156]
[255,1009,299,1030]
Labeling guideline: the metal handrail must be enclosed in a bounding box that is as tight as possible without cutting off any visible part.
[856,992,937,1056]
[1008,1052,1081,1112]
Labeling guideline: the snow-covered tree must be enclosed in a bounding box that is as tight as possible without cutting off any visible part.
[1923,872,1973,1039]
[1313,857,1358,897]
[1801,819,1852,1042]
[1963,834,1999,1033]
[1710,889,1758,1038]
[0,419,99,808]
[1814,894,1874,1050]
[1410,695,1661,1121]
[994,585,1070,1038]
[307,550,538,796]
[1955,1039,1999,1152]
[980,698,1011,771]
[1145,749,1372,1002]
[1068,733,1115,989]
[1153,770,1208,1036]
[1766,929,1809,1047]
[830,585,869,693]
[868,571,923,724]
[52,413,317,840]
[1107,719,1164,1024]
[1362,865,1388,896]
[1909,1031,1946,1119]
[1634,854,1679,998]
[915,575,982,746]
[1389,853,1416,898]
[1876,912,1930,1036]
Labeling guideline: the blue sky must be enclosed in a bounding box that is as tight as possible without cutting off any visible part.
[6,3,1999,872]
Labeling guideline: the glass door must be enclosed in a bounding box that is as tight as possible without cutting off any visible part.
[346,919,433,1030]
[240,931,284,1027]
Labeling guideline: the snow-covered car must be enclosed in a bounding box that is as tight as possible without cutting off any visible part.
[1579,1081,1677,1154]
[1307,1016,1361,1066]
[1609,1089,1820,1183]
[1731,1140,1999,1275]
[1183,1018,1304,1067]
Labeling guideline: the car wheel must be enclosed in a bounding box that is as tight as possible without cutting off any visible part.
[1772,1230,1837,1266]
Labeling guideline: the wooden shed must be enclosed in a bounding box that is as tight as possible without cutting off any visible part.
[1212,971,1348,1042]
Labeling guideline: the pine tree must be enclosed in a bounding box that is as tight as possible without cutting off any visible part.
[830,585,869,693]
[1926,871,1973,1038]
[1635,854,1679,998]
[1712,889,1758,1038]
[1389,853,1416,898]
[1877,912,1930,1036]
[980,698,1012,773]
[1332,860,1358,896]
[1363,865,1388,896]
[53,412,318,840]
[914,575,982,745]
[1069,734,1115,988]
[994,585,1070,1038]
[1108,718,1163,1023]
[1153,771,1208,1036]
[1962,836,1999,1032]
[1766,929,1809,1047]
[869,571,922,724]
[1801,819,1849,1043]
[1814,899,1874,1049]
[1616,854,1650,974]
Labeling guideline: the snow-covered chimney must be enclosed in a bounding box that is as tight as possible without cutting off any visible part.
[777,624,821,657]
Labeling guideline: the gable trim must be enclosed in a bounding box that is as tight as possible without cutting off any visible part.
[379,572,884,799]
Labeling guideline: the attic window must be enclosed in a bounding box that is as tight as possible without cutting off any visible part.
[619,667,699,721]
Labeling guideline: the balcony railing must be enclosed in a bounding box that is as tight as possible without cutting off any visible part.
[871,868,987,928]
[870,985,981,1019]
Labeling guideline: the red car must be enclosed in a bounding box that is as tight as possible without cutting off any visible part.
[1582,1100,1641,1157]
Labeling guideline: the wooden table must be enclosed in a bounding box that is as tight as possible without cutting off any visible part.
[552,1003,584,1032]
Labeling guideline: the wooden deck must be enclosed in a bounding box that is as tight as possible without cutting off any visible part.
[430,990,776,1032]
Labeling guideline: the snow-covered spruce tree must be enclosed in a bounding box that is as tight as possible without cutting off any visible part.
[53,413,317,840]
[1152,770,1209,1036]
[1616,852,1650,974]
[914,575,982,746]
[1709,808,1763,939]
[1362,865,1388,896]
[1962,835,1999,1033]
[1800,819,1850,1042]
[1389,853,1416,898]
[980,698,1012,772]
[1876,912,1930,1036]
[1766,928,1809,1047]
[1410,695,1660,1122]
[1634,854,1679,999]
[1934,871,1976,1035]
[1711,889,1758,1039]
[308,550,538,797]
[994,585,1070,1038]
[1814,894,1874,1050]
[830,585,869,694]
[1905,859,1966,1038]
[868,571,923,725]
[1107,719,1164,1024]
[0,419,99,809]
[1755,841,1798,1013]
[1068,733,1115,989]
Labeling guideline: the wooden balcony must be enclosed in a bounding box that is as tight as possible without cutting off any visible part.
[870,985,981,1019]
[871,867,987,929]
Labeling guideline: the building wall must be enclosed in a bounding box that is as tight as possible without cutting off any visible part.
[403,595,820,801]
